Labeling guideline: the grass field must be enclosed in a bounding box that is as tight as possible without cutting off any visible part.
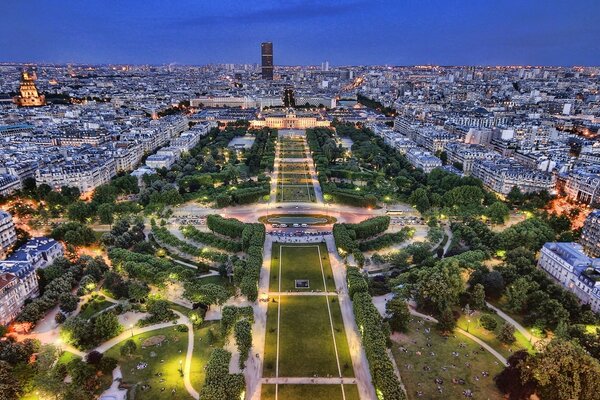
[78,298,114,320]
[261,384,360,400]
[391,317,504,400]
[456,313,534,358]
[278,174,312,185]
[269,244,335,292]
[277,186,315,202]
[190,321,224,391]
[104,325,190,400]
[263,296,353,378]
[263,245,354,381]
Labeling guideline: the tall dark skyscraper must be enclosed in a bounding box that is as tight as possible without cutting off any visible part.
[261,42,273,80]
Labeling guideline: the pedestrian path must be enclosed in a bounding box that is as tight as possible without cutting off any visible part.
[261,377,357,384]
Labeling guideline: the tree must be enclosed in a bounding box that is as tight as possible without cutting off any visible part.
[143,300,176,324]
[410,261,464,315]
[120,339,137,357]
[55,312,66,324]
[470,283,486,310]
[505,277,538,313]
[521,339,600,400]
[479,314,498,331]
[97,203,115,225]
[127,281,150,303]
[487,201,510,225]
[481,271,505,299]
[506,186,524,205]
[67,201,92,223]
[437,307,456,332]
[494,350,536,400]
[184,283,230,308]
[497,322,516,344]
[93,312,122,342]
[386,297,410,333]
[58,293,79,313]
[0,361,23,400]
[233,319,252,369]
[85,350,103,365]
[409,188,430,214]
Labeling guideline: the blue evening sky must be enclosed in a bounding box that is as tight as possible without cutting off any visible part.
[1,0,598,66]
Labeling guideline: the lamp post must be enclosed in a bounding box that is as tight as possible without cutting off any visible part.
[467,319,471,333]
[130,324,134,338]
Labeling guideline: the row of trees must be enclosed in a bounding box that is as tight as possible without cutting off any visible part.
[151,223,229,262]
[358,228,413,252]
[108,247,198,286]
[347,268,406,400]
[198,349,245,400]
[245,127,277,174]
[206,214,246,238]
[180,225,243,252]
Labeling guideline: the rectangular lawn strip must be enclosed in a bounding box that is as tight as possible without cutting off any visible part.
[328,296,355,377]
[262,299,280,377]
[277,296,340,377]
[261,384,360,400]
[277,186,315,202]
[391,317,504,400]
[104,325,191,400]
[269,244,334,292]
[456,313,533,358]
[190,320,225,391]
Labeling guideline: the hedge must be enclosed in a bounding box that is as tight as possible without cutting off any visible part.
[353,291,406,399]
[199,348,245,400]
[150,223,228,262]
[346,216,390,239]
[207,215,246,239]
[358,227,412,252]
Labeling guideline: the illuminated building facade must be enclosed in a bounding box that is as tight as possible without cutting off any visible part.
[14,71,46,107]
[250,109,330,129]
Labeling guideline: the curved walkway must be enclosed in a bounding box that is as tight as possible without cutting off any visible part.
[92,311,199,400]
[407,307,508,366]
[373,295,508,366]
[486,301,540,344]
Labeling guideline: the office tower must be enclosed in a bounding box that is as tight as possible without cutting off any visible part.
[261,42,273,80]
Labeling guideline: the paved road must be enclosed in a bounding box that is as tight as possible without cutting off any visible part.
[261,377,357,384]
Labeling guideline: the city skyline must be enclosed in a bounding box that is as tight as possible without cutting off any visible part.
[1,0,599,66]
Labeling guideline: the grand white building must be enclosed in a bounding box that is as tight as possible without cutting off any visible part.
[538,242,600,313]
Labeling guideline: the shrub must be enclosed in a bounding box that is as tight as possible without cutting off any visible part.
[480,314,498,331]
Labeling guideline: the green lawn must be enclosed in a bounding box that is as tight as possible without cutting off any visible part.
[277,186,316,202]
[78,299,114,320]
[190,321,224,391]
[456,313,534,358]
[104,325,191,400]
[270,244,334,292]
[488,298,547,339]
[391,317,504,400]
[261,384,360,400]
[263,295,353,378]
